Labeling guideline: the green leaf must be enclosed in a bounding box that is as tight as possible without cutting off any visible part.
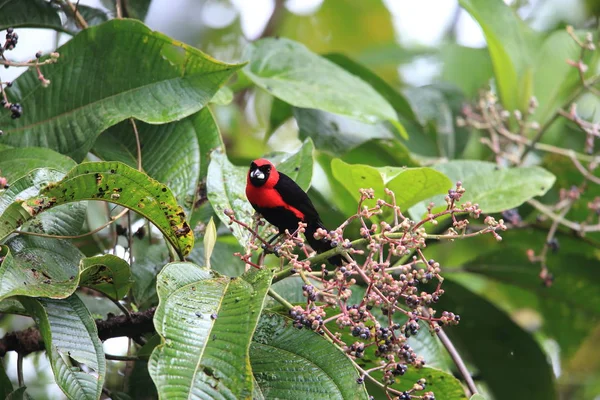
[0,0,63,31]
[0,359,13,399]
[0,19,242,161]
[325,53,418,123]
[437,279,556,400]
[440,45,494,99]
[470,395,487,400]
[250,313,368,400]
[272,137,315,192]
[0,237,83,301]
[211,86,234,105]
[244,38,398,125]
[459,0,541,112]
[410,161,556,218]
[149,263,272,399]
[0,161,194,257]
[0,237,130,302]
[369,366,467,399]
[20,295,106,400]
[0,168,65,215]
[80,255,132,300]
[342,139,419,168]
[439,161,555,213]
[5,387,29,400]
[203,217,217,269]
[295,108,395,154]
[0,152,85,237]
[188,236,245,277]
[130,236,168,308]
[93,108,223,218]
[0,147,76,182]
[331,159,452,210]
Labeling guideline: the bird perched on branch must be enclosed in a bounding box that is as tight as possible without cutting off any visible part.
[245,158,342,266]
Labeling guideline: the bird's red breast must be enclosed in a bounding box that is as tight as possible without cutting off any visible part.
[246,158,305,220]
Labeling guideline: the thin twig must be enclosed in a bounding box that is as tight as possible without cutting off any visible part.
[14,208,129,239]
[64,0,89,29]
[268,288,293,310]
[436,327,478,396]
[130,118,142,171]
[17,352,24,386]
[105,353,145,361]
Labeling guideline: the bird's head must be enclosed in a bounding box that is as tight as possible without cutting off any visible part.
[248,158,278,188]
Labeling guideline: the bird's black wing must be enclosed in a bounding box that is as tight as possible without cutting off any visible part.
[274,172,321,222]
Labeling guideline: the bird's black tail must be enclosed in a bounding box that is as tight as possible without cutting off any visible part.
[304,221,344,266]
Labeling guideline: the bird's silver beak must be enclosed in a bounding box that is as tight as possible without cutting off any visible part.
[251,169,265,180]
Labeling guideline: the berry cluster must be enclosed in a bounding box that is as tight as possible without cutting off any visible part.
[228,181,504,398]
[2,28,18,53]
[289,305,325,332]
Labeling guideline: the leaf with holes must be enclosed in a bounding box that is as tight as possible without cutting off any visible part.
[0,161,194,257]
[0,237,83,301]
[79,254,131,300]
[0,237,131,302]
[149,262,272,399]
[20,295,106,400]
[0,19,242,161]
[250,313,368,400]
[92,108,222,218]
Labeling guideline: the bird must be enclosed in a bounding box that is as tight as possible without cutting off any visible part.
[245,158,343,266]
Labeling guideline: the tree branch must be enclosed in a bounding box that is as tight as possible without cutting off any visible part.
[0,307,156,357]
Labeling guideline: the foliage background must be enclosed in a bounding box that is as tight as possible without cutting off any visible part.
[0,0,599,399]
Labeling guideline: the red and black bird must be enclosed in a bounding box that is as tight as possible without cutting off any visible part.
[245,158,342,265]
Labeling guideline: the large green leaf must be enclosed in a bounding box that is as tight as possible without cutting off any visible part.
[410,160,556,218]
[93,108,223,217]
[0,0,63,31]
[331,159,452,211]
[20,295,106,400]
[0,149,85,236]
[325,53,417,123]
[0,237,83,301]
[342,139,419,168]
[294,108,396,154]
[0,238,131,302]
[460,0,541,112]
[436,279,556,400]
[0,168,65,215]
[149,262,272,399]
[0,19,242,161]
[244,38,398,125]
[0,162,194,257]
[0,147,76,183]
[250,313,368,400]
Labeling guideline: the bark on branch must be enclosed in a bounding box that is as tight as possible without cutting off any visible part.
[0,307,156,357]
